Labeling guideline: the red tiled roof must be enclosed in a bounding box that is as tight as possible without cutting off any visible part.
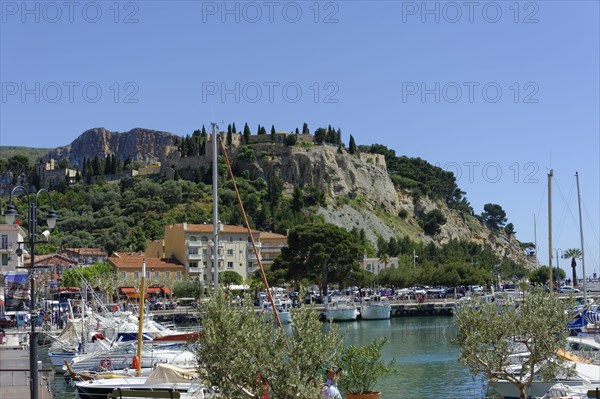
[182,224,259,235]
[33,254,77,266]
[258,232,287,239]
[109,252,184,269]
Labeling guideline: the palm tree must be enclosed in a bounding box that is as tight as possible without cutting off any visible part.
[562,248,582,287]
[378,253,390,271]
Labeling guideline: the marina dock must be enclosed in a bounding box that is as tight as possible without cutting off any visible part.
[0,330,53,399]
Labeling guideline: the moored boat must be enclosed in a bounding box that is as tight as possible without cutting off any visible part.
[359,295,391,320]
[325,297,358,322]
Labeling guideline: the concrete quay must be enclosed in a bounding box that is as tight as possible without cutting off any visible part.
[0,330,53,399]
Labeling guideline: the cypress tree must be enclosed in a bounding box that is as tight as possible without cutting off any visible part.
[349,135,357,154]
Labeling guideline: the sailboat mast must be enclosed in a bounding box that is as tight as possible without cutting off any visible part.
[212,122,219,291]
[136,258,146,377]
[534,214,539,267]
[575,172,587,301]
[548,170,553,289]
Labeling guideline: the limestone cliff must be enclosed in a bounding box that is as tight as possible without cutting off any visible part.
[44,127,179,168]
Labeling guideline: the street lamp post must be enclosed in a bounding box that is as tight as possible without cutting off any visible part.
[4,186,58,399]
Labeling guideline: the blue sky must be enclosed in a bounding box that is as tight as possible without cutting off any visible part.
[1,1,599,280]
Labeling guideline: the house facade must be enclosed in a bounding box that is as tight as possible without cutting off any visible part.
[361,257,399,275]
[108,252,186,283]
[60,248,108,265]
[0,223,27,275]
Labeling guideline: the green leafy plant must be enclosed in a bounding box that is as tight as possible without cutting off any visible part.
[338,337,397,394]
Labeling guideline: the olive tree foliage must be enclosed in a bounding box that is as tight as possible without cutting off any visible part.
[195,291,345,399]
[453,288,573,399]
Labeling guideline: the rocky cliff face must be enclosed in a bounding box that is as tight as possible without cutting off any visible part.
[45,127,180,168]
[237,144,533,267]
[242,143,400,214]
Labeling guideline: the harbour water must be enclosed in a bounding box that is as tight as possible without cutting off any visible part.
[42,315,490,398]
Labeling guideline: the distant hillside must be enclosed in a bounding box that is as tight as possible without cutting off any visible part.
[0,146,54,164]
[44,127,180,168]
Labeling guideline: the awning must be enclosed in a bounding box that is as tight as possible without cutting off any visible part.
[146,287,161,294]
[119,287,137,294]
[163,287,171,296]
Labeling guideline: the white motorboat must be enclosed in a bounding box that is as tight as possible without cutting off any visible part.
[538,382,598,399]
[262,297,293,324]
[65,341,197,373]
[75,363,203,399]
[492,360,600,399]
[324,297,358,321]
[359,295,391,320]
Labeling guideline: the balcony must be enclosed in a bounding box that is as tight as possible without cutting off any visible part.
[188,253,203,260]
[247,242,262,249]
[247,253,262,261]
[209,242,225,248]
[186,240,204,247]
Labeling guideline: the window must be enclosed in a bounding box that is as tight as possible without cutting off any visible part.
[227,249,234,256]
[229,236,233,242]
[227,262,234,269]
[155,271,159,278]
[1,235,7,249]
[120,272,126,279]
[134,271,139,279]
[1,254,8,266]
[189,248,198,255]
[203,274,207,281]
[165,271,170,278]
[146,272,150,279]
[176,271,181,280]
[189,262,198,268]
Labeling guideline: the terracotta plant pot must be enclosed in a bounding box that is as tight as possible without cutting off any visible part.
[345,392,382,399]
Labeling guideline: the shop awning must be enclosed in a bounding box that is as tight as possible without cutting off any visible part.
[163,287,171,296]
[146,287,161,294]
[119,287,137,294]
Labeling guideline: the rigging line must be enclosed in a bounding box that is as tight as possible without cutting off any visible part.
[581,200,600,246]
[535,181,547,233]
[553,178,578,245]
[218,138,290,349]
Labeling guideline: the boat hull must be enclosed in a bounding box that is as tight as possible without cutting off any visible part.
[360,305,391,320]
[325,308,358,321]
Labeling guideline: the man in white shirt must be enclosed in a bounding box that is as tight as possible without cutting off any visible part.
[321,366,342,399]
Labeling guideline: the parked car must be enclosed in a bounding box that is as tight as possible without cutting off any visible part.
[559,286,581,294]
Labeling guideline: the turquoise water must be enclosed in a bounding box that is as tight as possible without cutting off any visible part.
[340,317,488,398]
[41,316,489,398]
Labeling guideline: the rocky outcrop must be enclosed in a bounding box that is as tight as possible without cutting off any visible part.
[244,144,400,214]
[45,127,179,168]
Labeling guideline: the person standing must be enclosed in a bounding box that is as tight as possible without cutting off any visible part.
[321,366,342,399]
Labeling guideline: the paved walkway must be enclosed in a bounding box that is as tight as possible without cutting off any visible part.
[0,331,53,399]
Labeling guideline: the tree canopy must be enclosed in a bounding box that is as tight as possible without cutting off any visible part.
[272,222,361,297]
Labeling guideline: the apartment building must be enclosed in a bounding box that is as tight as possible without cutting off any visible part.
[162,223,263,283]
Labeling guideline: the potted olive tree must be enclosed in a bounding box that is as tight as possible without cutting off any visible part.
[338,337,397,399]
